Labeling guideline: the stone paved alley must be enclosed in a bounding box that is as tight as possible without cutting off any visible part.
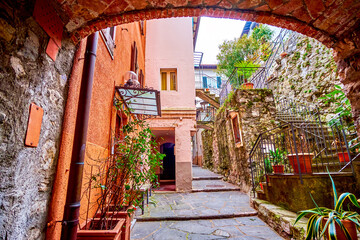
[131,166,284,240]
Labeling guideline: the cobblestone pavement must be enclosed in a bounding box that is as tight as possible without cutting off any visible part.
[131,166,283,240]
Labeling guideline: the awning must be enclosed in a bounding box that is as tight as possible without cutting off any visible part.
[115,86,161,117]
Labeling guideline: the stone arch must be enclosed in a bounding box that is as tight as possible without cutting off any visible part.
[54,0,360,59]
[52,0,360,130]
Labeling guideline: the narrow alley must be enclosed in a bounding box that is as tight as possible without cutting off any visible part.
[131,165,283,240]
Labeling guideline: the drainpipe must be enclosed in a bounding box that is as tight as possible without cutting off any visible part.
[61,32,99,240]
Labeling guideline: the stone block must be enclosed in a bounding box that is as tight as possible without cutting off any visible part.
[176,161,192,191]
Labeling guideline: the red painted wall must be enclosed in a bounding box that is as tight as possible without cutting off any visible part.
[46,21,146,240]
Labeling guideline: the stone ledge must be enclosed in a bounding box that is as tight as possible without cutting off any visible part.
[136,211,258,222]
[251,198,307,240]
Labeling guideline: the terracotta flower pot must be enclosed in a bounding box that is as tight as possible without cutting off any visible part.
[272,165,284,174]
[280,52,288,58]
[322,219,358,240]
[241,82,254,89]
[77,218,125,240]
[338,152,351,162]
[287,153,313,174]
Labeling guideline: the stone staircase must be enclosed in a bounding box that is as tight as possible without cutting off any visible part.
[275,112,352,173]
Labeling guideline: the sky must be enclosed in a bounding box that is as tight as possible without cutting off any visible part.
[195,17,246,65]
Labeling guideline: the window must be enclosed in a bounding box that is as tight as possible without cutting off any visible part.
[217,76,222,88]
[202,76,207,88]
[160,69,177,91]
[230,112,243,147]
[100,26,116,59]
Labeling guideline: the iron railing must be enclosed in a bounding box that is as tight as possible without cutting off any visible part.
[250,103,359,196]
[219,29,299,105]
[195,73,222,96]
[196,107,216,122]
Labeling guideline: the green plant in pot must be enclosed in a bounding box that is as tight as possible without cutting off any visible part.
[79,106,165,240]
[269,148,285,174]
[294,172,360,240]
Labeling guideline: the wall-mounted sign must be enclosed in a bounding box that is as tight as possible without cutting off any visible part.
[25,103,44,147]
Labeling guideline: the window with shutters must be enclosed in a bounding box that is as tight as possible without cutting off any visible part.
[216,76,222,88]
[230,112,243,147]
[202,76,208,89]
[160,69,177,91]
[100,26,116,59]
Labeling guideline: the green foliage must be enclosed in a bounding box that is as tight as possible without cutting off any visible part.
[90,105,165,223]
[302,52,308,60]
[306,43,312,52]
[264,157,273,173]
[216,24,273,78]
[303,61,310,67]
[232,60,261,87]
[319,85,352,125]
[294,171,360,240]
[292,52,300,61]
[269,148,286,166]
[251,24,274,43]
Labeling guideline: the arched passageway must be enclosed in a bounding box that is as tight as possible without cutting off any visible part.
[41,0,360,133]
[1,1,360,239]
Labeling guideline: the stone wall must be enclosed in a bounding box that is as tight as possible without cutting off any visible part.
[261,173,358,213]
[202,89,276,192]
[268,34,340,121]
[0,3,75,239]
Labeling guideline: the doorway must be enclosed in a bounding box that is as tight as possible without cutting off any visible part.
[160,143,175,180]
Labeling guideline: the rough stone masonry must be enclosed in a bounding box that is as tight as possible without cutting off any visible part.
[0,2,76,239]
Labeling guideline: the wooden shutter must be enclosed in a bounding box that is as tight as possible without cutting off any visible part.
[202,76,208,88]
[217,76,221,88]
[130,41,138,72]
[139,69,144,87]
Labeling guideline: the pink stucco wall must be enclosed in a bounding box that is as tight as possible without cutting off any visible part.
[145,18,196,191]
[145,17,196,110]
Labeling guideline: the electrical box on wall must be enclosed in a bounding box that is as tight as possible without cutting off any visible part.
[25,103,44,147]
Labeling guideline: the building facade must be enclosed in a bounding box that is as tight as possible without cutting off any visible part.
[145,18,196,192]
[46,22,146,240]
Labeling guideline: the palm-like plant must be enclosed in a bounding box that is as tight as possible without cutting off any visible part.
[294,171,360,239]
[269,148,285,166]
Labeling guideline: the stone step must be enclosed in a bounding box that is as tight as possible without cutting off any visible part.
[136,211,257,222]
[192,176,223,181]
[192,187,241,192]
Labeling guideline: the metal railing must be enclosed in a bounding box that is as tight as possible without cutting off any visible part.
[250,104,359,196]
[219,29,299,105]
[195,73,223,96]
[196,107,216,122]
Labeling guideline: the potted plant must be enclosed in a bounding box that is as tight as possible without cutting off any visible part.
[264,157,273,182]
[233,60,259,89]
[269,149,285,174]
[294,172,360,240]
[79,107,165,240]
[287,129,314,174]
[287,153,314,174]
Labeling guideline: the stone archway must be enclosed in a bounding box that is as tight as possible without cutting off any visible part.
[1,1,360,239]
[50,0,360,131]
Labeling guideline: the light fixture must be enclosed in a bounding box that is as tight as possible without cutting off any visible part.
[124,71,140,87]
